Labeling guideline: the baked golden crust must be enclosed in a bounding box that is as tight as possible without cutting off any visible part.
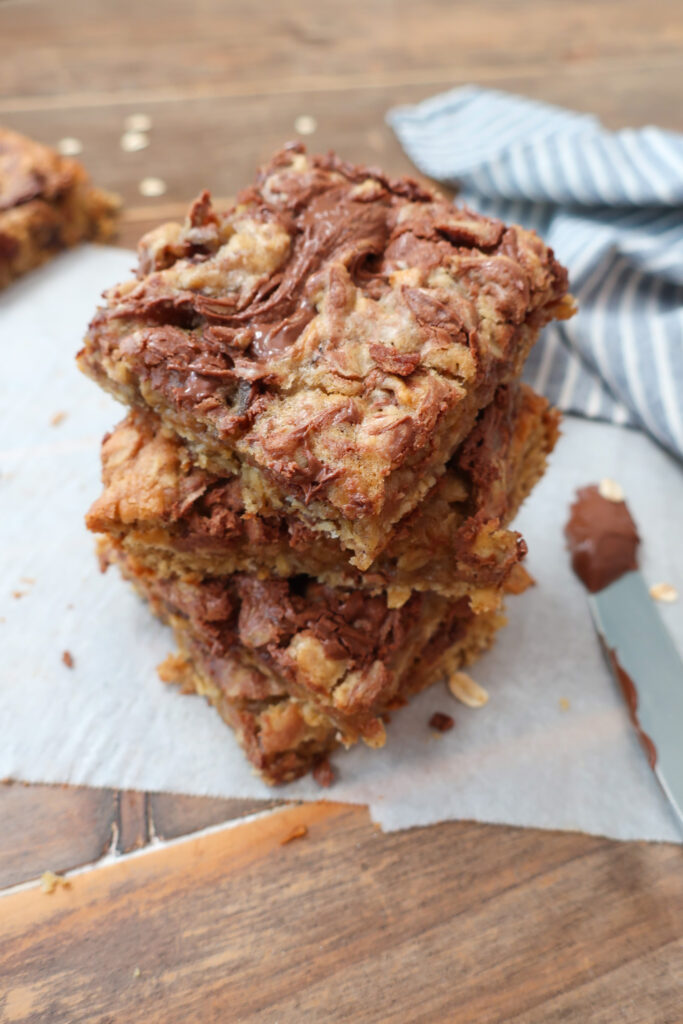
[78,146,572,567]
[87,383,559,599]
[0,127,120,289]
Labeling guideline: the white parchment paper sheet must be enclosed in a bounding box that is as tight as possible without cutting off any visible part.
[1,246,681,841]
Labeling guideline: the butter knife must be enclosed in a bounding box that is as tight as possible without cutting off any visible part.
[566,483,683,828]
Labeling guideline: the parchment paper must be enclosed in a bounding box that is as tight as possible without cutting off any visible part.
[1,246,681,841]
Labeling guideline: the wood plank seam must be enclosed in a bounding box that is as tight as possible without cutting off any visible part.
[0,803,625,905]
[0,802,300,900]
[0,52,680,114]
[0,783,118,892]
[116,791,150,854]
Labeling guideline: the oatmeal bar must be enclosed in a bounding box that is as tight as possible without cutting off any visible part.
[0,127,120,290]
[156,595,506,785]
[88,384,559,601]
[78,146,572,568]
[102,539,510,751]
[157,646,338,785]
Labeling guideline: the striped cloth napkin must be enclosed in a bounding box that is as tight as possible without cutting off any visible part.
[388,87,683,460]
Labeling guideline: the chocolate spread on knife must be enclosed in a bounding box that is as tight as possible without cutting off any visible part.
[605,645,658,768]
[567,485,657,767]
[565,484,640,593]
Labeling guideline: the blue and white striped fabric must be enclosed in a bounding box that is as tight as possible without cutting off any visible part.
[388,87,683,460]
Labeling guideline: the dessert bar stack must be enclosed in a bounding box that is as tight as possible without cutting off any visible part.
[79,147,572,783]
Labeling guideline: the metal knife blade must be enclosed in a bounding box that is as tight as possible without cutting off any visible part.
[588,570,683,827]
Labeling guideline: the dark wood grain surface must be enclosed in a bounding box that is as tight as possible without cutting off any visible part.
[1,2,682,1021]
[2,803,682,1024]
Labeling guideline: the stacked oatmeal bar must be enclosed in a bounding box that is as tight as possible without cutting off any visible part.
[79,146,572,783]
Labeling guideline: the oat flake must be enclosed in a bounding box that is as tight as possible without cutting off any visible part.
[57,137,83,157]
[598,477,624,502]
[139,177,167,197]
[121,131,149,153]
[448,670,489,708]
[294,115,317,136]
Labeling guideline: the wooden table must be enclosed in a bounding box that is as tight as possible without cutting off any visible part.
[1,3,681,1020]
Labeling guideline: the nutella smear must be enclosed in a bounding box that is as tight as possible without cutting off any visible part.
[566,484,658,768]
[565,484,640,593]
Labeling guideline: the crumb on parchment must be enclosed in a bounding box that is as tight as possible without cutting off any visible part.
[50,411,67,426]
[62,650,75,669]
[429,712,455,733]
[312,759,336,788]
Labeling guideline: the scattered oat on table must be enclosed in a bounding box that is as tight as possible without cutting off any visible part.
[56,136,83,156]
[649,582,678,603]
[133,967,141,979]
[125,113,152,133]
[598,477,624,502]
[49,410,67,427]
[294,114,317,135]
[40,870,70,894]
[121,131,149,153]
[62,650,75,669]
[139,176,167,197]
[429,712,455,733]
[559,697,571,712]
[447,670,489,708]
[280,824,308,845]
